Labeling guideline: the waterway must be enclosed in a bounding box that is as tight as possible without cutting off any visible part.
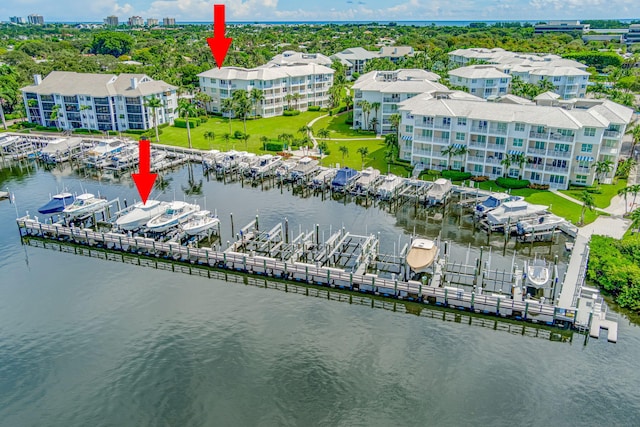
[1,161,639,426]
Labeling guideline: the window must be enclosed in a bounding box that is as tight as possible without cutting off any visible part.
[534,141,545,150]
[457,118,467,126]
[530,172,541,181]
[499,87,506,93]
[581,144,593,153]
[500,78,508,84]
[421,129,433,138]
[584,128,596,137]
[471,79,477,83]
[476,135,486,143]
[495,137,506,145]
[486,79,494,85]
[512,138,524,147]
[497,123,507,133]
[492,167,502,176]
[456,132,465,141]
[554,144,569,152]
[405,125,413,133]
[474,164,483,173]
[422,116,434,126]
[471,88,476,93]
[554,76,561,82]
[575,175,588,185]
[515,123,525,132]
[442,117,451,126]
[549,175,565,184]
[509,168,519,178]
[210,78,217,84]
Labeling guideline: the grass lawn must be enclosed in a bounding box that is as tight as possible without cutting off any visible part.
[560,179,627,209]
[321,138,411,176]
[143,111,324,152]
[312,113,378,139]
[474,179,601,224]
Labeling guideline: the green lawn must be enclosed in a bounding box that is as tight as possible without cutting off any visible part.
[312,113,378,139]
[560,179,627,209]
[144,111,324,152]
[321,138,411,176]
[474,179,601,224]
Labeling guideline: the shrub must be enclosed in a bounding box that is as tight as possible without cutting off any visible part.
[265,142,283,151]
[35,125,58,131]
[345,111,354,125]
[233,130,246,139]
[528,183,550,190]
[198,115,208,123]
[174,118,200,128]
[442,170,472,181]
[307,106,321,112]
[107,131,118,136]
[283,109,301,116]
[72,128,102,135]
[471,175,489,182]
[496,177,531,189]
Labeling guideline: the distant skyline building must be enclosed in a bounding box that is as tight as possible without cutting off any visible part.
[146,18,159,27]
[27,14,44,25]
[104,15,118,26]
[128,16,144,26]
[534,20,590,34]
[163,17,176,26]
[10,16,27,24]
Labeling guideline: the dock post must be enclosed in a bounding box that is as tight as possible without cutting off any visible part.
[230,213,234,237]
[496,297,501,315]
[444,287,448,305]
[470,292,475,310]
[524,302,529,320]
[316,224,319,245]
[285,218,289,244]
[255,214,259,231]
[349,272,353,289]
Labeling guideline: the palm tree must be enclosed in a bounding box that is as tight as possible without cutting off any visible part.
[144,96,163,142]
[221,97,234,134]
[630,184,640,208]
[357,146,369,170]
[631,208,640,233]
[370,117,379,133]
[628,124,640,158]
[298,125,312,138]
[50,104,61,131]
[512,152,527,179]
[79,104,92,127]
[250,88,264,118]
[500,154,512,177]
[389,113,401,148]
[232,90,251,137]
[592,159,614,185]
[193,92,212,114]
[0,95,7,130]
[317,128,330,142]
[344,96,353,112]
[292,93,302,111]
[618,186,631,213]
[177,99,197,149]
[370,101,381,126]
[360,100,371,131]
[204,131,216,143]
[454,145,468,171]
[223,132,231,147]
[260,135,269,150]
[537,78,556,94]
[579,190,595,225]
[284,93,294,110]
[329,84,343,108]
[441,145,457,170]
[339,145,349,160]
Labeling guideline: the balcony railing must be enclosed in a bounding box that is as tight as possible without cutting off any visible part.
[573,166,591,174]
[432,137,450,144]
[526,163,545,171]
[383,97,401,103]
[527,147,546,155]
[488,127,508,135]
[548,150,571,158]
[486,143,506,151]
[529,131,549,139]
[604,130,620,138]
[485,157,502,165]
[433,123,451,130]
[470,126,487,133]
[469,141,486,148]
[600,146,618,155]
[467,156,484,163]
[549,133,574,142]
[545,165,569,174]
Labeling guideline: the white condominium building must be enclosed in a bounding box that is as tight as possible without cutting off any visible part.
[352,69,449,134]
[332,46,418,79]
[268,51,333,67]
[21,72,178,132]
[448,48,589,99]
[448,65,512,99]
[398,94,632,189]
[197,64,334,118]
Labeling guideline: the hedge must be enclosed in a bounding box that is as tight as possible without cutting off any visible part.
[72,128,103,135]
[442,170,472,181]
[283,110,301,116]
[329,105,347,116]
[307,106,321,112]
[174,118,200,128]
[35,125,59,131]
[496,177,531,189]
[233,130,246,139]
[265,142,284,151]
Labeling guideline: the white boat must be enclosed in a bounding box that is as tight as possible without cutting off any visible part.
[485,200,548,230]
[108,143,138,169]
[62,193,109,217]
[289,157,319,181]
[215,150,242,173]
[84,139,126,168]
[275,159,298,178]
[202,150,221,170]
[353,167,381,194]
[310,167,337,188]
[251,154,282,178]
[474,193,523,218]
[425,178,453,205]
[377,174,404,200]
[146,201,200,232]
[40,137,84,163]
[239,152,259,175]
[406,238,438,273]
[115,200,168,230]
[516,213,566,235]
[182,210,221,236]
[524,259,551,299]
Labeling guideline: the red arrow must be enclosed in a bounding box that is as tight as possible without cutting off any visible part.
[206,4,233,68]
[132,137,157,205]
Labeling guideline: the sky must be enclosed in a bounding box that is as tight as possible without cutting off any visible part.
[3,0,640,23]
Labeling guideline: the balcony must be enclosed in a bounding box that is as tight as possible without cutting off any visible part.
[468,156,484,163]
[545,165,569,174]
[529,131,549,139]
[549,133,574,143]
[488,127,508,135]
[527,147,546,155]
[470,126,487,133]
[355,93,362,99]
[486,143,506,151]
[412,149,432,156]
[526,163,545,171]
[433,123,451,130]
[548,150,571,158]
[469,141,486,148]
[604,130,620,138]
[600,146,618,155]
[485,157,502,165]
[573,166,591,174]
[383,97,401,103]
[432,137,450,144]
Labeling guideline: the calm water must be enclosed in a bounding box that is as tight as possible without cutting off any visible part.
[1,162,639,426]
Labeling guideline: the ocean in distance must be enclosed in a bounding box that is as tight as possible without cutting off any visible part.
[1,163,640,426]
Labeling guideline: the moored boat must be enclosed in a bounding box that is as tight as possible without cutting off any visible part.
[474,193,523,218]
[331,167,359,191]
[62,193,109,217]
[425,178,453,205]
[406,238,438,273]
[377,174,404,200]
[38,192,75,214]
[182,210,220,236]
[289,157,319,182]
[115,200,168,231]
[146,201,200,232]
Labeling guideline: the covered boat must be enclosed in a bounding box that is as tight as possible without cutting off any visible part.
[377,174,404,200]
[353,167,381,194]
[146,201,199,232]
[425,178,452,205]
[38,192,75,214]
[289,157,319,181]
[331,167,359,190]
[115,200,167,231]
[485,200,548,230]
[406,238,438,273]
